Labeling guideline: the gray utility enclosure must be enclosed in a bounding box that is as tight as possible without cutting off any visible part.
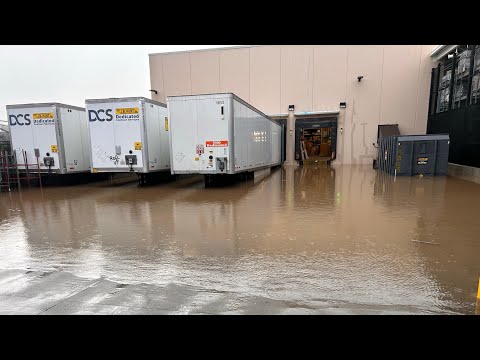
[377,134,450,176]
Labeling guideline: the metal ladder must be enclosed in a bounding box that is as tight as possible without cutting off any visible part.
[0,149,42,192]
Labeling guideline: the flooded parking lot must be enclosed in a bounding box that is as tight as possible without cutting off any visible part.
[0,165,479,314]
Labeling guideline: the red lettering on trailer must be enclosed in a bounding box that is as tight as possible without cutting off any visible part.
[206,141,228,147]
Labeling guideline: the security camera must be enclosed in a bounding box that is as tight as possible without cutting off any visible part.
[357,76,364,82]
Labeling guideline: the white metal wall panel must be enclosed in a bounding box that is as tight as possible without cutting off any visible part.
[144,101,170,172]
[168,94,231,174]
[159,105,170,170]
[168,97,200,173]
[7,105,61,171]
[59,107,89,173]
[79,106,91,172]
[87,100,145,172]
[233,98,281,172]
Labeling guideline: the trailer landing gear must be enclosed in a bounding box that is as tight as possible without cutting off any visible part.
[137,173,147,186]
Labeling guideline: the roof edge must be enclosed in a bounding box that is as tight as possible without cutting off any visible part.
[430,45,458,62]
[149,45,261,56]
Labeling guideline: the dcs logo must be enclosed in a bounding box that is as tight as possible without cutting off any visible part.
[88,109,113,122]
[9,114,31,126]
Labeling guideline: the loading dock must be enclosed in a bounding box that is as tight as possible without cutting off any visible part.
[300,127,332,158]
[295,117,337,163]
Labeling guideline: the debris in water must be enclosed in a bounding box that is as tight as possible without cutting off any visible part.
[411,240,439,245]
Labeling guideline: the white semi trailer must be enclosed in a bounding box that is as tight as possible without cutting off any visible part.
[85,97,170,180]
[167,93,284,185]
[6,103,90,174]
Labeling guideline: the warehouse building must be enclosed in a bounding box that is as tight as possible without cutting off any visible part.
[149,45,436,165]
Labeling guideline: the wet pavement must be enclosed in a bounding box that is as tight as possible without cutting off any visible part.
[0,165,479,314]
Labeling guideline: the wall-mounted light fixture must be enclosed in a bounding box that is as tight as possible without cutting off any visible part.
[357,76,364,82]
[340,102,346,108]
[288,104,295,111]
[149,89,158,94]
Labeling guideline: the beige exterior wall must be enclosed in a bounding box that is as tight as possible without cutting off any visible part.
[190,50,220,94]
[149,45,437,165]
[249,46,281,114]
[219,47,250,101]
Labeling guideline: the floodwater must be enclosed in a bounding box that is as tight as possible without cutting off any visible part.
[0,165,479,314]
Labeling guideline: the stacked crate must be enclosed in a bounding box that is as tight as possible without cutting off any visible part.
[471,46,480,104]
[453,49,472,109]
[455,49,471,78]
[437,70,451,112]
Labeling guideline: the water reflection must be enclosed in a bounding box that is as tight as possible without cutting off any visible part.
[0,213,30,270]
[371,170,480,313]
[0,166,479,313]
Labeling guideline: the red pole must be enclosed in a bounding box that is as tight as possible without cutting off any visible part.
[24,150,31,188]
[37,155,42,189]
[0,148,5,191]
[5,149,11,192]
[15,150,21,189]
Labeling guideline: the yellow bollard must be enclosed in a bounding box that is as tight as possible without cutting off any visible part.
[478,278,480,300]
[476,278,480,315]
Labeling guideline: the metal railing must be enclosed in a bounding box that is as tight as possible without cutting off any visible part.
[0,149,42,192]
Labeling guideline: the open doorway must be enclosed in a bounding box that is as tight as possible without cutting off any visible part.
[300,128,332,159]
[295,117,337,163]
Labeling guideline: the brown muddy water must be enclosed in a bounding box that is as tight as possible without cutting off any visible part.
[0,165,479,314]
